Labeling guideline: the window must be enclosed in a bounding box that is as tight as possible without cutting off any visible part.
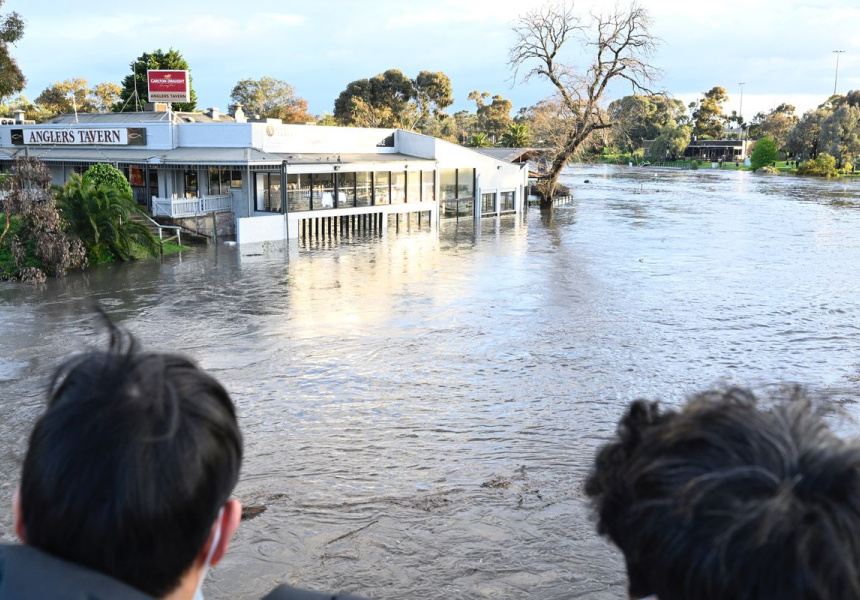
[422,170,435,202]
[312,173,335,210]
[457,169,474,199]
[230,170,243,188]
[406,171,421,203]
[287,173,310,212]
[184,170,198,198]
[481,193,496,215]
[500,191,515,212]
[208,167,227,195]
[374,172,390,205]
[337,172,356,208]
[254,172,282,212]
[391,171,406,203]
[440,169,457,201]
[356,172,372,207]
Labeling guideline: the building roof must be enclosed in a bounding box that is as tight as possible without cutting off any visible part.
[0,147,432,167]
[44,112,177,124]
[472,147,543,163]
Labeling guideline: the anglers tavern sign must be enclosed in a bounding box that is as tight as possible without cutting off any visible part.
[11,128,147,146]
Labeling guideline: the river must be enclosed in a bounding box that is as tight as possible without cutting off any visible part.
[2,164,860,598]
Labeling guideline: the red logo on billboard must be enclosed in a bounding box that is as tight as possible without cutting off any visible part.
[147,70,190,102]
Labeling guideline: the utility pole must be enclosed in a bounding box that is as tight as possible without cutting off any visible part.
[833,50,845,96]
[738,82,745,140]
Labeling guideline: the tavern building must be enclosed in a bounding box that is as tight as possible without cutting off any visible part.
[0,106,528,244]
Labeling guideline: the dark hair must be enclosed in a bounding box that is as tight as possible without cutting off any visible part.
[20,321,243,597]
[585,388,860,600]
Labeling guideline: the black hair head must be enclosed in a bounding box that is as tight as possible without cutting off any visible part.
[586,387,860,600]
[20,316,243,597]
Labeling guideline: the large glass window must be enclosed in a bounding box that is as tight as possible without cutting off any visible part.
[391,171,406,203]
[406,171,420,203]
[422,170,435,202]
[440,169,457,201]
[374,172,390,205]
[457,169,474,199]
[356,172,372,207]
[500,191,515,212]
[481,193,496,215]
[255,172,282,212]
[208,167,226,195]
[337,172,356,208]
[230,170,243,188]
[312,173,335,210]
[287,173,310,212]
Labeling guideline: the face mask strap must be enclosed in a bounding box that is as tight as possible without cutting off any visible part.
[192,506,225,600]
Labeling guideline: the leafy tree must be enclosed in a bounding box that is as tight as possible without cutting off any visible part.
[787,107,830,159]
[748,103,798,153]
[466,133,493,147]
[91,82,121,112]
[469,90,513,140]
[796,153,838,177]
[229,77,311,123]
[57,173,159,262]
[83,163,133,198]
[36,78,93,116]
[333,69,453,130]
[689,86,728,139]
[0,3,25,103]
[649,120,692,161]
[750,136,778,170]
[509,2,659,209]
[115,49,196,112]
[500,123,531,147]
[608,94,686,151]
[0,93,51,122]
[820,104,860,168]
[0,158,86,282]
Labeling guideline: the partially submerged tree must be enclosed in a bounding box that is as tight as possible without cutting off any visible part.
[230,77,312,123]
[750,136,778,171]
[0,158,86,282]
[509,1,660,209]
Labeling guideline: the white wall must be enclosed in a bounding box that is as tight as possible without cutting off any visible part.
[257,124,399,154]
[177,123,253,148]
[236,214,287,244]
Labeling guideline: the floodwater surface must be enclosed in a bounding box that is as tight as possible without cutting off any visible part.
[2,165,860,598]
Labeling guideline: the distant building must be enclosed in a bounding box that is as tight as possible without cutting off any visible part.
[642,137,754,161]
[0,107,528,244]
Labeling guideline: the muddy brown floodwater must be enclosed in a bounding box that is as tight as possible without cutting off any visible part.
[3,165,860,598]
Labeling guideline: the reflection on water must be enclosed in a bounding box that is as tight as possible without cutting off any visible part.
[2,165,860,598]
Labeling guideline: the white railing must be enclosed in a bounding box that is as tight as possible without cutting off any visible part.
[151,194,233,218]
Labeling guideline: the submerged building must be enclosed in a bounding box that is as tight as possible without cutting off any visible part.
[0,108,528,244]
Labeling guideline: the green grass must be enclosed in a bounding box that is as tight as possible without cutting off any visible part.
[161,241,190,255]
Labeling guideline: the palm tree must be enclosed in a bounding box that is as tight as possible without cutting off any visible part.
[57,174,159,262]
[499,123,531,148]
[466,133,493,148]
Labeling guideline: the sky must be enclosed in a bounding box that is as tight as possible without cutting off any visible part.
[6,0,859,120]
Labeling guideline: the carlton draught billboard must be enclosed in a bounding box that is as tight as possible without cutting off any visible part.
[147,70,190,103]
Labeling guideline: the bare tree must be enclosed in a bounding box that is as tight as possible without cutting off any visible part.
[510,2,660,209]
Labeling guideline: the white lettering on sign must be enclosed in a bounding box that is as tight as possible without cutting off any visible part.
[24,129,129,145]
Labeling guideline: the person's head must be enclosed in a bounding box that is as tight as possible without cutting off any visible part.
[586,387,860,600]
[14,320,243,598]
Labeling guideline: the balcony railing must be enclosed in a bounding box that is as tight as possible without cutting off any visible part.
[152,194,232,218]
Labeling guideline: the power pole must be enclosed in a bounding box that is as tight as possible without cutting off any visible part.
[738,82,745,140]
[833,50,845,96]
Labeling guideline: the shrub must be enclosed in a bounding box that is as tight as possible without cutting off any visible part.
[57,174,159,262]
[690,160,700,170]
[750,136,778,171]
[82,163,133,198]
[796,153,839,178]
